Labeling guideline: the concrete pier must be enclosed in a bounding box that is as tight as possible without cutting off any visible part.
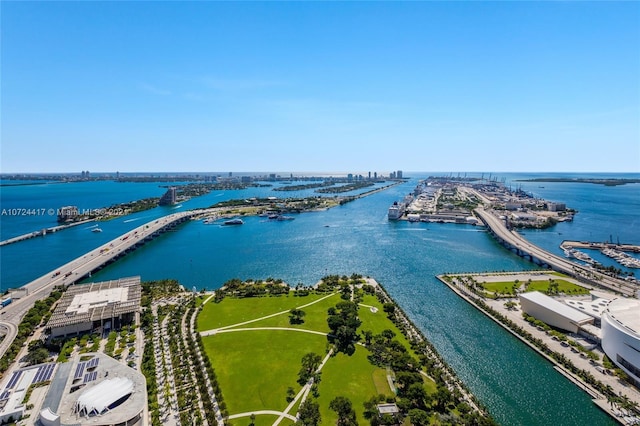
[560,240,640,253]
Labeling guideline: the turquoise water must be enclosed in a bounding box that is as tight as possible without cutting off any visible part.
[512,175,640,274]
[2,174,635,425]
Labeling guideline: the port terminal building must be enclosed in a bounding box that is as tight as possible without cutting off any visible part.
[519,291,640,388]
[46,277,141,338]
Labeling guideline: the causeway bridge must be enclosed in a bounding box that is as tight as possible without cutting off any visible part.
[0,208,215,358]
[474,207,638,298]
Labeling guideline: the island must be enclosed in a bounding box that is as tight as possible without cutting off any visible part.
[515,178,640,186]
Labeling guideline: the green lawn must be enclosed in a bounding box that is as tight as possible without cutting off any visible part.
[527,279,589,294]
[197,292,328,331]
[199,289,434,424]
[229,414,294,426]
[246,293,339,332]
[359,295,414,351]
[316,347,391,425]
[202,330,328,414]
[482,279,588,295]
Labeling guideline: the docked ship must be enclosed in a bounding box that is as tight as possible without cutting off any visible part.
[388,201,405,220]
[602,248,640,268]
[223,218,244,226]
[564,248,596,264]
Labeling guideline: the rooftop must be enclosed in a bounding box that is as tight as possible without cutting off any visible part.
[51,352,146,425]
[520,291,593,325]
[47,276,141,329]
[604,298,640,337]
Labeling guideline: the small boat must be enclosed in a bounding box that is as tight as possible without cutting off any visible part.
[92,227,103,233]
[223,218,244,226]
[269,214,294,221]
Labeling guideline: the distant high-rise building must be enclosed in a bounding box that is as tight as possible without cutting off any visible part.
[228,172,232,177]
[390,171,396,179]
[159,187,177,206]
[374,172,377,179]
[397,170,403,179]
[116,171,120,180]
[368,171,371,180]
[347,173,353,181]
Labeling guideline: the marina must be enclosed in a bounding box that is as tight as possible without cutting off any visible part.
[560,240,640,253]
[0,174,637,426]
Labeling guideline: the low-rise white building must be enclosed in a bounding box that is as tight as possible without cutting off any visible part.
[519,291,594,333]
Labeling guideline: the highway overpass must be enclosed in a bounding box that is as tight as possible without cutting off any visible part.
[0,208,216,358]
[474,207,638,298]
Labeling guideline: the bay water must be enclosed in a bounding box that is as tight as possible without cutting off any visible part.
[2,173,638,425]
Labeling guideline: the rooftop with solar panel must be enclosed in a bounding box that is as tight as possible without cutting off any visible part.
[0,362,57,422]
[0,351,146,426]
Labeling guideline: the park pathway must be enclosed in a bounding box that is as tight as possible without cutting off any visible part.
[200,292,337,336]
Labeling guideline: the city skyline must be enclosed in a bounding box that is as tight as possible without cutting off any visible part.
[1,2,639,173]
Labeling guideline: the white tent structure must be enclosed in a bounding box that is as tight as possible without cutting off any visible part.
[74,377,134,417]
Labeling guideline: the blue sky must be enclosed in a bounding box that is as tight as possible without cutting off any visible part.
[1,1,639,173]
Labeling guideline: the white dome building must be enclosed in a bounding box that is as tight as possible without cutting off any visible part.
[601,298,640,388]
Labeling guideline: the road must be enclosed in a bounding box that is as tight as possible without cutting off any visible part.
[0,208,216,359]
[474,207,637,297]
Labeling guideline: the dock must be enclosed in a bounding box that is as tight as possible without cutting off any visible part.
[560,240,640,253]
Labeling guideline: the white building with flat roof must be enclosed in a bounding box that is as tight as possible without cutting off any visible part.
[519,291,594,333]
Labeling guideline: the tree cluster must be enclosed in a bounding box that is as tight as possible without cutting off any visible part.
[327,301,361,355]
[0,289,62,373]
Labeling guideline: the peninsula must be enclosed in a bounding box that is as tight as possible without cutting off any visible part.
[438,271,640,424]
[0,274,496,426]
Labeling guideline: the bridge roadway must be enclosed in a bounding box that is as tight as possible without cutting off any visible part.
[474,207,638,298]
[0,208,216,359]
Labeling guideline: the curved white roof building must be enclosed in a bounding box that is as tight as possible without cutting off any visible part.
[37,352,145,426]
[601,298,640,387]
[75,377,134,417]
